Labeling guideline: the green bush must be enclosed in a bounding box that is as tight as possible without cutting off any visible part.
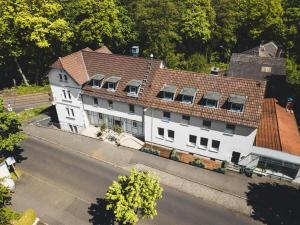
[190,159,205,168]
[140,147,160,156]
[15,209,36,225]
[112,125,122,134]
[213,167,226,174]
[170,149,180,161]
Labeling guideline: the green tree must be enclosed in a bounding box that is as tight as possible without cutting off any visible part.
[286,58,300,86]
[71,0,134,49]
[184,53,209,73]
[0,99,26,152]
[0,181,13,225]
[105,168,163,225]
[0,0,73,85]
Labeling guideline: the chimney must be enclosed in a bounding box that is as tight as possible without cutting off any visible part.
[286,97,294,113]
[210,67,220,76]
[131,46,139,57]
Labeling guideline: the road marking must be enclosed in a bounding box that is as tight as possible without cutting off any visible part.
[20,169,91,204]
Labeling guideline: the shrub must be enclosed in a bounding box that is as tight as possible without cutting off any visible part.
[15,209,36,225]
[100,123,107,132]
[170,149,180,161]
[96,131,102,137]
[213,167,226,174]
[190,159,205,168]
[221,160,229,168]
[112,125,122,134]
[140,147,160,156]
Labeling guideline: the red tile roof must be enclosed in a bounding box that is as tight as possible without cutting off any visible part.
[145,69,266,128]
[256,98,300,156]
[95,46,112,54]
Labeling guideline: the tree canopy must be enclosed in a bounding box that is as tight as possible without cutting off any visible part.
[0,99,26,152]
[0,0,299,88]
[105,168,163,225]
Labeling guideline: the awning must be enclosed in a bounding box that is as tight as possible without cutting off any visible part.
[106,76,121,83]
[180,88,197,97]
[203,91,221,101]
[91,74,105,80]
[161,84,177,94]
[229,94,247,104]
[127,79,142,87]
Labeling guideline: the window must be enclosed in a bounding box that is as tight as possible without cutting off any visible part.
[168,130,175,140]
[202,120,211,129]
[108,82,115,90]
[132,121,137,128]
[73,126,78,133]
[99,113,103,120]
[93,97,98,105]
[59,74,63,81]
[66,107,70,116]
[182,115,190,125]
[108,100,113,109]
[62,90,67,99]
[182,95,193,104]
[92,79,101,88]
[225,124,235,134]
[205,99,218,108]
[211,140,220,152]
[70,109,74,117]
[261,66,272,73]
[64,74,68,81]
[199,137,208,149]
[129,86,138,94]
[163,92,173,101]
[69,124,74,132]
[231,103,244,112]
[158,127,164,137]
[129,104,135,113]
[189,135,197,146]
[163,111,171,120]
[67,90,71,100]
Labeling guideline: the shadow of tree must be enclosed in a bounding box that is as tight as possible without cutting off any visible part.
[88,198,116,225]
[0,146,27,163]
[247,182,300,225]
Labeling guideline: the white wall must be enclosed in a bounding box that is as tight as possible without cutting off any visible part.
[48,68,86,132]
[144,108,257,161]
[82,95,144,122]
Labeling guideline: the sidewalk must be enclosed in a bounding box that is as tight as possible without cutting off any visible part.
[23,124,296,216]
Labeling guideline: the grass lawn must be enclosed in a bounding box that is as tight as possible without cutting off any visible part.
[18,104,50,122]
[2,84,50,95]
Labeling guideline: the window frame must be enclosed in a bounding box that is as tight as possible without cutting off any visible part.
[211,140,220,152]
[129,86,138,94]
[163,111,171,120]
[230,103,244,112]
[199,137,208,150]
[64,74,68,82]
[225,124,235,134]
[157,127,164,138]
[182,115,190,125]
[167,130,175,140]
[202,120,211,129]
[108,100,113,109]
[189,135,197,146]
[129,104,135,113]
[182,95,193,104]
[108,82,116,90]
[163,92,174,101]
[205,99,218,108]
[93,97,98,105]
[132,121,138,128]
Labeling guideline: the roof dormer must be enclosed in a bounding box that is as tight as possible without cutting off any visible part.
[202,91,221,108]
[160,84,177,101]
[179,88,197,104]
[104,76,121,91]
[89,74,105,88]
[229,94,246,112]
[126,79,142,97]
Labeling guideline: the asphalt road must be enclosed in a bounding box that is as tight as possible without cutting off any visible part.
[12,138,260,225]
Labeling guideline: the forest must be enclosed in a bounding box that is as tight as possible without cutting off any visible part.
[0,0,299,89]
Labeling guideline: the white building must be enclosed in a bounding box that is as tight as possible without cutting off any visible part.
[48,46,267,163]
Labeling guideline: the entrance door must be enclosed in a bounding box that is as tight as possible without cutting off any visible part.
[231,151,241,164]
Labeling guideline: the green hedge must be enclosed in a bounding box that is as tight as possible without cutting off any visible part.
[140,147,160,156]
[190,159,205,168]
[170,149,180,161]
[15,209,36,225]
[213,167,226,174]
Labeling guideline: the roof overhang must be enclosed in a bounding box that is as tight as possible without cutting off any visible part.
[106,76,121,83]
[161,84,177,94]
[203,91,221,101]
[127,79,142,87]
[180,88,197,97]
[229,94,247,104]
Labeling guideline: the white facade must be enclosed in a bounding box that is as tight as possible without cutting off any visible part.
[144,108,257,162]
[48,69,86,133]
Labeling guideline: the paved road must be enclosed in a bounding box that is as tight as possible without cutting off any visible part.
[12,138,260,225]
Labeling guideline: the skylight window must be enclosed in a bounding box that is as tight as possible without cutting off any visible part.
[127,80,142,97]
[203,91,220,108]
[229,95,246,113]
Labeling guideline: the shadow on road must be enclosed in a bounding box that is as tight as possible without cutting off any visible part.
[0,146,27,163]
[247,182,300,225]
[88,198,115,225]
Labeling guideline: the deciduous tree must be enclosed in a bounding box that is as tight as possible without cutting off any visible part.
[105,168,163,225]
[0,99,26,152]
